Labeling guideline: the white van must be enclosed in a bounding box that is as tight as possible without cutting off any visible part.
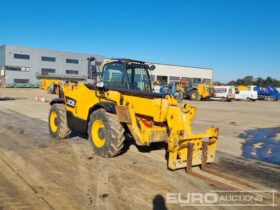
[235,88,258,101]
[211,86,235,101]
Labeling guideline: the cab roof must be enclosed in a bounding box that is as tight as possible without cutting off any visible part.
[110,58,145,64]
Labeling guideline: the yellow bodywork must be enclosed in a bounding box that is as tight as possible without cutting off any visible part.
[176,82,214,100]
[63,83,219,170]
[196,84,214,99]
[175,83,185,92]
[40,79,60,90]
[237,85,247,91]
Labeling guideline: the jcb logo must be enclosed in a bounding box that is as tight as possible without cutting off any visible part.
[66,97,76,108]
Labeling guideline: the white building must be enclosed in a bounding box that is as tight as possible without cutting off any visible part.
[0,44,213,85]
[0,45,104,84]
[150,63,213,84]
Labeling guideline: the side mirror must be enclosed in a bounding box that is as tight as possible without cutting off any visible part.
[149,65,156,71]
[96,81,104,88]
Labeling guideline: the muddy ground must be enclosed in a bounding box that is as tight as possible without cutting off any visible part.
[0,88,279,210]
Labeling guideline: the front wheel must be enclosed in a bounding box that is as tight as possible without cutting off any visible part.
[49,104,71,139]
[190,90,201,101]
[88,109,125,157]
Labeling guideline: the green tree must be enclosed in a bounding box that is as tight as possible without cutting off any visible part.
[244,76,253,85]
[226,76,280,87]
[255,77,264,86]
[227,80,236,85]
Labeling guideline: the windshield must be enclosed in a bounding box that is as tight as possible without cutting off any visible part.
[126,65,151,91]
[214,87,228,93]
[103,62,127,88]
[102,62,151,91]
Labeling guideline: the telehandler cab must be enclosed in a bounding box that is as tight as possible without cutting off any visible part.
[48,57,219,171]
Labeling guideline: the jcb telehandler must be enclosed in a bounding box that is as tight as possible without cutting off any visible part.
[177,79,214,101]
[48,57,219,171]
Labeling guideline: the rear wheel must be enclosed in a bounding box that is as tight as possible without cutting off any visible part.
[88,109,125,157]
[190,90,201,101]
[49,104,71,139]
[178,90,184,101]
[246,97,251,101]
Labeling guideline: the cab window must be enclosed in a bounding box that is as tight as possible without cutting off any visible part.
[103,63,127,88]
[127,65,151,91]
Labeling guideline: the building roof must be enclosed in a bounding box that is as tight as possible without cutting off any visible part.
[1,44,104,58]
[152,62,213,71]
[1,44,213,70]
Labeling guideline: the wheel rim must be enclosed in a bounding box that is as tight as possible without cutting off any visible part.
[192,92,196,98]
[50,111,58,133]
[92,119,106,148]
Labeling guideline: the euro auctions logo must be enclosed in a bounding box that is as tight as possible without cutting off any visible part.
[166,190,277,207]
[167,192,219,205]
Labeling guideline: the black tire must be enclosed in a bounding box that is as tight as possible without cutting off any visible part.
[178,90,184,101]
[49,104,71,139]
[174,91,183,102]
[190,90,201,101]
[88,109,125,157]
[221,97,231,102]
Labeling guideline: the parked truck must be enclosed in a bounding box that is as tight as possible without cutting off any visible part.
[234,86,258,101]
[211,86,235,102]
[250,85,280,101]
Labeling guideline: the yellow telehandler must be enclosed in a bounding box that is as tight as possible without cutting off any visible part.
[48,57,219,171]
[188,83,214,101]
[179,79,214,101]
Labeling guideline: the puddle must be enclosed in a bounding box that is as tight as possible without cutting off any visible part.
[240,127,280,165]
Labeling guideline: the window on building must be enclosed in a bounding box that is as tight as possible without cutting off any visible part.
[41,56,56,62]
[181,77,191,81]
[66,70,79,75]
[5,66,21,71]
[21,67,30,72]
[14,54,30,60]
[157,75,168,85]
[14,79,30,83]
[169,76,180,84]
[192,78,202,84]
[66,58,79,64]
[202,79,212,84]
[150,75,155,82]
[41,68,55,75]
[5,66,30,72]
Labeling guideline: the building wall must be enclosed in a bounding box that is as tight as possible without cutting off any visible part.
[151,63,213,84]
[0,45,5,65]
[0,46,5,83]
[2,45,104,84]
[1,45,213,85]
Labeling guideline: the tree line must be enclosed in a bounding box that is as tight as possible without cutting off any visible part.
[214,76,280,87]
